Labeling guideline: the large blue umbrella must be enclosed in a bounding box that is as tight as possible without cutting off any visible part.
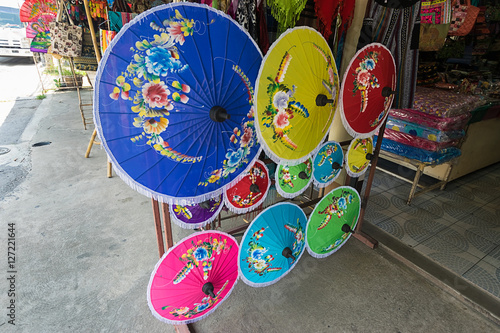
[94,3,263,204]
[238,202,307,287]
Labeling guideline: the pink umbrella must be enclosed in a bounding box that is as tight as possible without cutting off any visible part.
[147,231,239,325]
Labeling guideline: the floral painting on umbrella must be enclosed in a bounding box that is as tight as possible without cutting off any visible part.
[95,3,263,203]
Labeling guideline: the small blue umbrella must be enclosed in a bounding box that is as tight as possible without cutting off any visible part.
[238,202,307,287]
[94,3,263,204]
[312,141,344,188]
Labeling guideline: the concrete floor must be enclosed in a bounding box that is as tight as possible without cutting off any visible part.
[0,90,499,332]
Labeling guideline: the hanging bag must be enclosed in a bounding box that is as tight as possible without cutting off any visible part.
[448,0,480,36]
[419,23,451,51]
[49,21,83,58]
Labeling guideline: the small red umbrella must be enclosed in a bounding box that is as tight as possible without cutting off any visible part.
[340,43,396,138]
[224,160,270,214]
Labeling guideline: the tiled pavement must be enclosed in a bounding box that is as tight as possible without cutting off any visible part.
[363,161,500,301]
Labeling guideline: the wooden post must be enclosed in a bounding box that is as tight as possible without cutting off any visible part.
[351,118,389,249]
[161,203,174,249]
[152,199,165,257]
[82,0,113,176]
[150,200,191,332]
[82,0,101,63]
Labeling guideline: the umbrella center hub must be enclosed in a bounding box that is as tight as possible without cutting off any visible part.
[210,106,231,122]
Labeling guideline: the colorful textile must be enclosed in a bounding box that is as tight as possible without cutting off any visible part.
[30,31,51,53]
[375,136,462,164]
[358,0,421,109]
[19,0,57,22]
[148,231,239,325]
[94,3,263,204]
[306,186,360,258]
[238,202,307,287]
[255,27,339,165]
[421,0,453,24]
[386,117,465,142]
[108,11,137,32]
[99,29,116,55]
[389,108,472,131]
[413,86,483,118]
[267,0,308,32]
[236,0,257,42]
[49,22,83,57]
[382,128,461,151]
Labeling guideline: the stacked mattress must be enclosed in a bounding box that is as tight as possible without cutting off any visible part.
[377,87,483,164]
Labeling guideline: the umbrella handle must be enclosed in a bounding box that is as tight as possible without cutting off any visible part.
[199,200,211,210]
[202,282,216,298]
[298,171,309,180]
[210,106,231,122]
[250,183,261,193]
[282,247,296,261]
[381,87,395,97]
[316,94,335,107]
[332,162,342,170]
[341,223,355,234]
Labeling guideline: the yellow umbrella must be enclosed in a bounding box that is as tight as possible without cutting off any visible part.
[345,137,373,177]
[255,27,339,165]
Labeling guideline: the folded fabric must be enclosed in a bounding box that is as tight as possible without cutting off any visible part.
[413,86,483,117]
[389,108,471,131]
[375,136,462,165]
[386,117,465,142]
[382,128,461,151]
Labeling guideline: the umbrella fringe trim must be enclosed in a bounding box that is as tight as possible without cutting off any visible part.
[237,202,308,288]
[93,2,263,206]
[147,230,239,325]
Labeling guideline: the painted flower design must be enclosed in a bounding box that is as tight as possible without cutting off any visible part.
[193,247,208,261]
[141,118,169,135]
[273,110,290,129]
[251,248,265,260]
[357,70,371,87]
[273,91,289,110]
[352,51,380,113]
[254,259,267,270]
[145,46,183,77]
[240,127,253,147]
[167,18,194,45]
[142,81,173,109]
[226,148,244,168]
[109,76,130,100]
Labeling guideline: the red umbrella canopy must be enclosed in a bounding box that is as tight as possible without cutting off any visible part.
[20,0,57,22]
[340,43,396,138]
[224,160,270,214]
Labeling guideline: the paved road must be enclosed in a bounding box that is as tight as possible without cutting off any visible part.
[0,56,44,201]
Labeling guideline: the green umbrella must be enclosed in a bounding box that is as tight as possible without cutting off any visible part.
[275,158,313,199]
[306,186,360,258]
